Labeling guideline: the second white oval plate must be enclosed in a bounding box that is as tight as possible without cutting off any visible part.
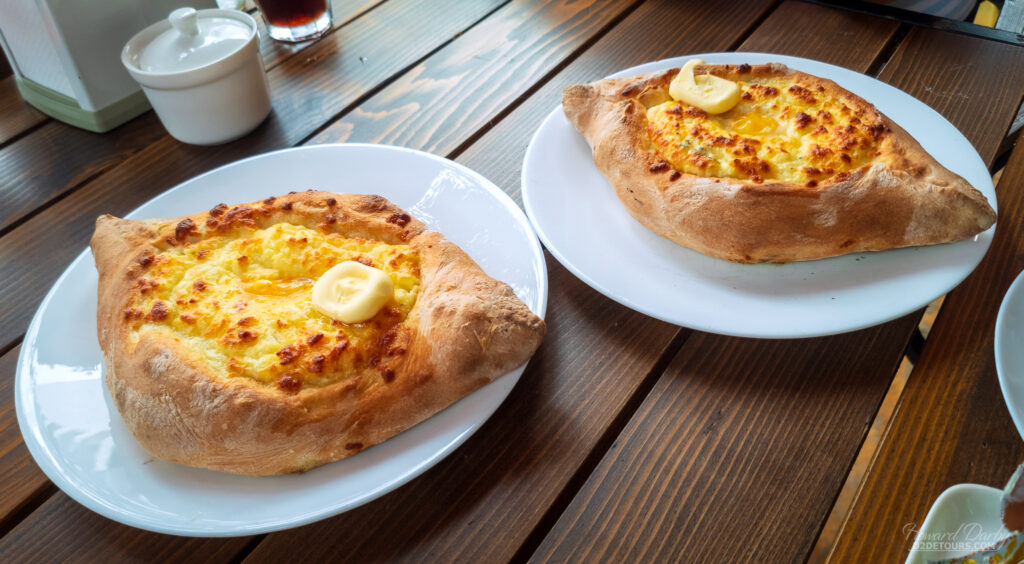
[522,53,995,338]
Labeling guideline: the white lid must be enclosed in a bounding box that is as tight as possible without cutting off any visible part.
[136,7,252,74]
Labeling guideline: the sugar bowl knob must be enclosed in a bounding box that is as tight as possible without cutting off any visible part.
[169,7,200,38]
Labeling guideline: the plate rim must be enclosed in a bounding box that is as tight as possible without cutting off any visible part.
[522,52,995,339]
[15,143,548,536]
[996,269,1024,442]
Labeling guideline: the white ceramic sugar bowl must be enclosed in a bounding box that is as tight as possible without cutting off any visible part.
[121,7,271,145]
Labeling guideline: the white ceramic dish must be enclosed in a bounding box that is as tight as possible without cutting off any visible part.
[997,270,1024,440]
[122,8,271,145]
[15,144,548,536]
[522,53,996,338]
[905,484,1009,564]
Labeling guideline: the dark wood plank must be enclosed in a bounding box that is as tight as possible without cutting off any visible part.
[0,0,388,235]
[739,0,900,65]
[531,10,1024,563]
[524,4,913,561]
[0,345,50,532]
[874,26,1024,165]
[0,77,46,146]
[248,258,682,564]
[0,493,252,564]
[0,114,168,232]
[532,320,918,562]
[0,0,504,353]
[829,107,1024,562]
[826,30,1024,560]
[310,0,632,151]
[242,1,776,562]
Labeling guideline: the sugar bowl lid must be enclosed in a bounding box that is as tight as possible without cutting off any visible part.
[123,8,256,76]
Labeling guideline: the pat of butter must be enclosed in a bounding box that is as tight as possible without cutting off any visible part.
[669,59,741,114]
[312,261,393,323]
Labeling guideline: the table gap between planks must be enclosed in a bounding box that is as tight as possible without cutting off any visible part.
[0,0,1020,562]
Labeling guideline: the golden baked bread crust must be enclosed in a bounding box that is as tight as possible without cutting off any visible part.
[92,191,545,475]
[561,62,997,263]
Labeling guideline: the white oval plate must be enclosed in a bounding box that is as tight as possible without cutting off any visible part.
[522,53,996,338]
[997,270,1024,440]
[15,144,548,536]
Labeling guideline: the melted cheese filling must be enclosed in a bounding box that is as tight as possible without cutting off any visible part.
[125,222,421,389]
[647,76,887,185]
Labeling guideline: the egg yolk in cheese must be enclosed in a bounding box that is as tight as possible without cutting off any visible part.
[646,76,890,186]
[123,222,421,391]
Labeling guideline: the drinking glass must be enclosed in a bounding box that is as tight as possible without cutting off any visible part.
[255,0,332,42]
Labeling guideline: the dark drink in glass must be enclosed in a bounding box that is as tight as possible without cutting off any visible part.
[255,0,332,42]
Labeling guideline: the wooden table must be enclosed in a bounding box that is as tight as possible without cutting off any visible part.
[1,1,1023,561]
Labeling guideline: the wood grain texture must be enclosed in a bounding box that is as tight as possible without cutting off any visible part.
[0,0,626,556]
[0,493,252,564]
[874,26,1024,165]
[246,255,682,563]
[527,3,918,561]
[0,0,504,354]
[0,345,50,532]
[0,114,167,233]
[242,1,775,562]
[0,77,46,147]
[825,31,1024,558]
[738,0,900,64]
[0,0,390,235]
[829,113,1024,562]
[531,319,918,562]
[2,2,1017,563]
[533,9,1024,562]
[310,0,635,151]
